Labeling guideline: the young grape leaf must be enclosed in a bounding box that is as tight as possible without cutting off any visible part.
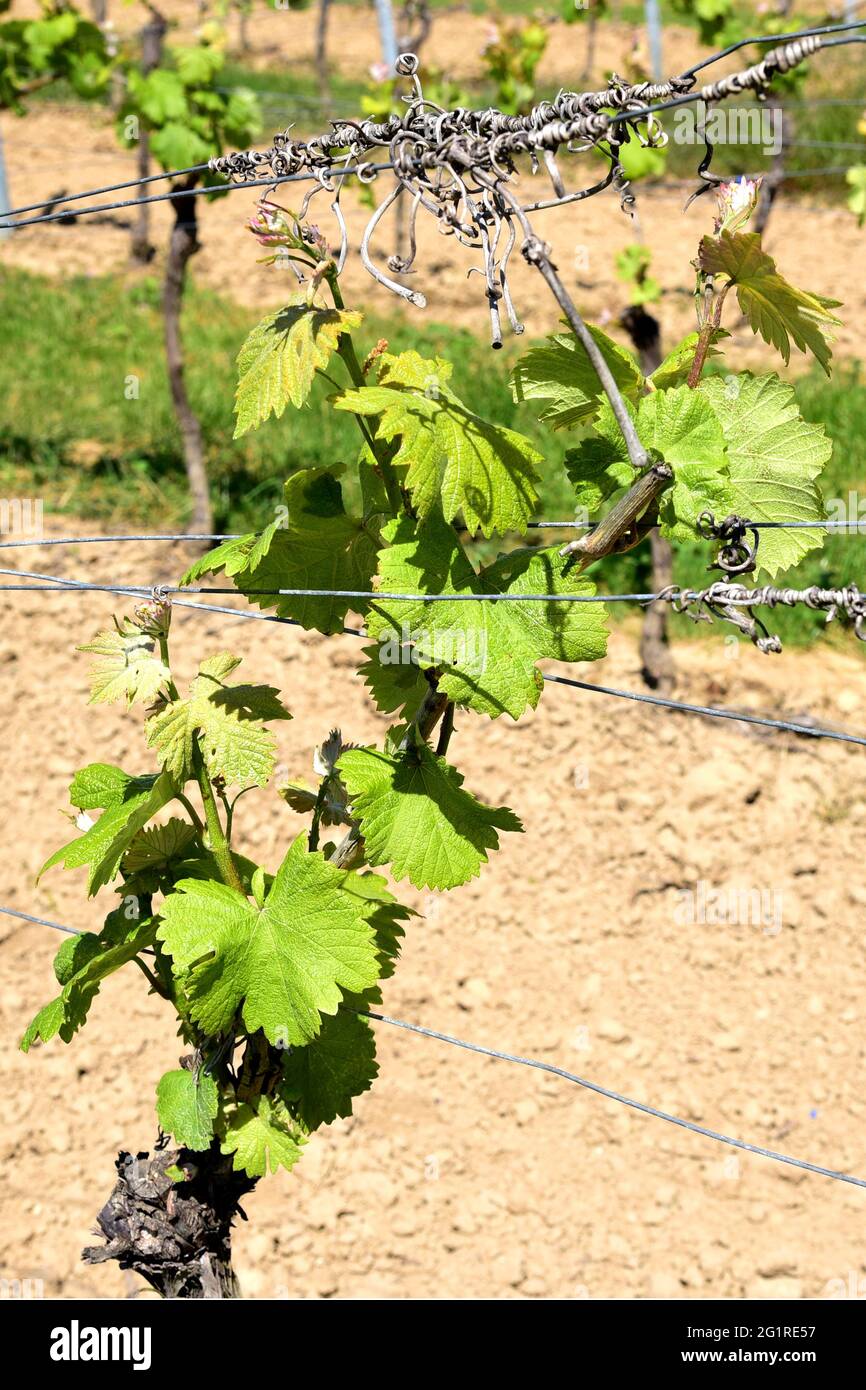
[123,818,197,874]
[20,918,157,1051]
[52,930,102,986]
[635,387,731,541]
[278,780,351,828]
[658,465,735,544]
[146,652,290,787]
[40,769,175,896]
[366,512,609,720]
[337,869,411,1005]
[156,1068,220,1151]
[120,818,199,895]
[335,350,541,537]
[101,901,150,945]
[157,835,383,1046]
[179,516,283,588]
[699,373,829,577]
[69,762,152,811]
[52,903,151,998]
[280,1009,378,1132]
[647,329,728,392]
[150,122,213,173]
[180,469,380,635]
[234,295,362,437]
[357,641,430,719]
[698,232,842,375]
[78,620,171,706]
[510,323,643,430]
[172,41,224,87]
[129,67,187,124]
[564,436,633,512]
[339,735,522,890]
[575,388,732,541]
[221,1095,306,1177]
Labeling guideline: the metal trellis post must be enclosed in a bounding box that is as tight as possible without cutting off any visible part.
[0,127,11,243]
[374,0,399,72]
[644,0,664,82]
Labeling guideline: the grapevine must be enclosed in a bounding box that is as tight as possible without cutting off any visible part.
[13,22,866,1298]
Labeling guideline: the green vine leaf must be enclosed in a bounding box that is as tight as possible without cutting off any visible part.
[357,641,429,719]
[569,388,732,541]
[699,372,829,578]
[335,350,542,537]
[564,436,633,512]
[340,735,522,889]
[157,836,384,1046]
[146,652,291,787]
[78,620,171,706]
[634,388,731,541]
[156,1068,220,1151]
[698,232,842,375]
[123,819,198,874]
[510,323,643,430]
[281,1009,378,1132]
[234,294,362,436]
[179,518,283,588]
[221,1095,306,1177]
[647,329,728,391]
[40,767,175,896]
[120,818,200,896]
[659,465,735,544]
[338,870,411,1004]
[52,930,102,986]
[179,469,380,635]
[68,762,143,810]
[20,918,157,1052]
[366,512,609,720]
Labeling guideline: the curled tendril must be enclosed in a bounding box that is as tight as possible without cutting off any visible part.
[211,37,828,344]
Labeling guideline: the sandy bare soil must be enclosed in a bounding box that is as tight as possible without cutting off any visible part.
[2,521,866,1300]
[12,4,711,86]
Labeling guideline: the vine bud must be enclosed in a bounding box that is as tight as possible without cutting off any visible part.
[713,176,762,236]
[132,598,171,639]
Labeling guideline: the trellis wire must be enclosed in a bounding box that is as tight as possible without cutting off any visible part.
[542,671,866,749]
[3,518,866,550]
[3,567,866,623]
[3,18,863,243]
[679,16,866,77]
[2,161,212,220]
[0,578,656,602]
[2,563,864,748]
[3,122,861,221]
[4,903,865,1192]
[0,905,79,936]
[529,520,866,532]
[0,161,397,232]
[0,534,242,550]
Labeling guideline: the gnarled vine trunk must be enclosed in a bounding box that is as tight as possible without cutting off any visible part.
[315,0,331,99]
[83,1144,256,1298]
[131,10,167,266]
